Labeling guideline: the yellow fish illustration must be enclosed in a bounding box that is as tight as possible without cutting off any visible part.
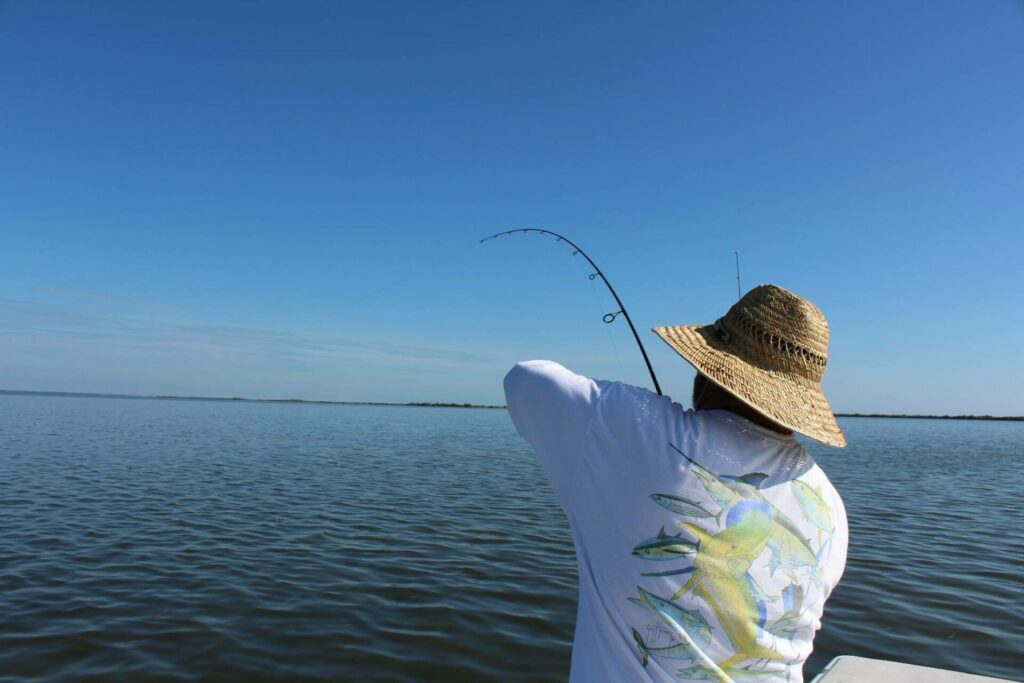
[673,501,785,670]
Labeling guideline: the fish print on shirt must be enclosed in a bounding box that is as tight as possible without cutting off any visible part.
[627,442,834,682]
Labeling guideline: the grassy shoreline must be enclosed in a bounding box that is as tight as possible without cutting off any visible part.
[2,390,1021,420]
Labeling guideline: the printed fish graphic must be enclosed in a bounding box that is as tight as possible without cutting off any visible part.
[674,664,731,682]
[673,501,786,670]
[668,443,766,510]
[633,526,699,560]
[676,664,777,681]
[641,566,696,578]
[650,494,722,524]
[668,442,818,578]
[766,583,805,639]
[791,479,833,544]
[666,443,761,505]
[766,520,832,586]
[631,627,697,667]
[628,587,713,653]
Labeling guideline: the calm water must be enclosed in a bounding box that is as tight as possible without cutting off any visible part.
[1,395,1021,682]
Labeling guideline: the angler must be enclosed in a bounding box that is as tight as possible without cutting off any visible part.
[502,267,849,683]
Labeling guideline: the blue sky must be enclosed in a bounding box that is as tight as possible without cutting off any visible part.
[2,1,1022,414]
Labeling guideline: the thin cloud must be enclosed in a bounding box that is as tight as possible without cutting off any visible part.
[36,286,182,310]
[0,299,491,366]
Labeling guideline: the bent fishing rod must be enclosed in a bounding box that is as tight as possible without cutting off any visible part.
[480,228,662,396]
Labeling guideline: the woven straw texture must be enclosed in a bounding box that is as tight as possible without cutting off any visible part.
[653,284,846,448]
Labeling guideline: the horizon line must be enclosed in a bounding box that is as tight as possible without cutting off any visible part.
[2,389,1022,421]
[0,389,504,410]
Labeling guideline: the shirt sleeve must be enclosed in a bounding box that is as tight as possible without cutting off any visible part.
[822,488,849,596]
[503,360,606,505]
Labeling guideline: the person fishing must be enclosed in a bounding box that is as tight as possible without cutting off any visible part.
[504,283,848,683]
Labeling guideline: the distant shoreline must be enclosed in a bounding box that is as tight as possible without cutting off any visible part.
[1,390,1021,421]
[0,389,505,410]
[833,412,1022,422]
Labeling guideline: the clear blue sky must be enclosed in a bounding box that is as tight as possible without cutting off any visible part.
[2,1,1022,414]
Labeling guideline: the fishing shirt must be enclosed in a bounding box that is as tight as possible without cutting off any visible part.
[504,360,848,683]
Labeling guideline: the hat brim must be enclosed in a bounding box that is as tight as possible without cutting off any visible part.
[653,324,847,448]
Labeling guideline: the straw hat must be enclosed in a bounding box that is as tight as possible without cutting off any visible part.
[653,284,846,447]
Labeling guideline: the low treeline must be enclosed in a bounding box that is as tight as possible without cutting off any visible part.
[836,413,1022,422]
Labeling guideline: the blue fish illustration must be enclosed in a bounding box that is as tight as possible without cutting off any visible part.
[650,494,722,523]
[633,526,699,560]
[641,566,696,578]
[628,587,713,651]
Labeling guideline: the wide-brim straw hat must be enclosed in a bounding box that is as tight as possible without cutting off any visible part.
[653,284,846,447]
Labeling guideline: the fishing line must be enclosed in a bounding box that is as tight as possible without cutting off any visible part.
[480,228,662,395]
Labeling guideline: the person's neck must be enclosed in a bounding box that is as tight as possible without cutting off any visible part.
[697,397,793,436]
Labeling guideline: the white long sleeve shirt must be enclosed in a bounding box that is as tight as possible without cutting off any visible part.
[504,361,848,683]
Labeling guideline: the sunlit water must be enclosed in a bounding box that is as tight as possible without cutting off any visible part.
[0,395,1021,681]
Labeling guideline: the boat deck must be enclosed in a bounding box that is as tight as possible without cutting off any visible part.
[811,656,1017,683]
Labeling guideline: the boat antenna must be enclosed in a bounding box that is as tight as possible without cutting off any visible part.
[481,228,662,396]
[734,251,742,300]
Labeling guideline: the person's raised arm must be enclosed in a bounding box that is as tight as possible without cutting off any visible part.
[503,361,605,503]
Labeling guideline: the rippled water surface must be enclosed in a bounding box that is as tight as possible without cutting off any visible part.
[1,395,1021,681]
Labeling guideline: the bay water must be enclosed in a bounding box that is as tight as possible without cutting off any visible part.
[1,395,1021,681]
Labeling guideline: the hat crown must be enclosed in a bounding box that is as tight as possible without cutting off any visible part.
[717,284,830,380]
